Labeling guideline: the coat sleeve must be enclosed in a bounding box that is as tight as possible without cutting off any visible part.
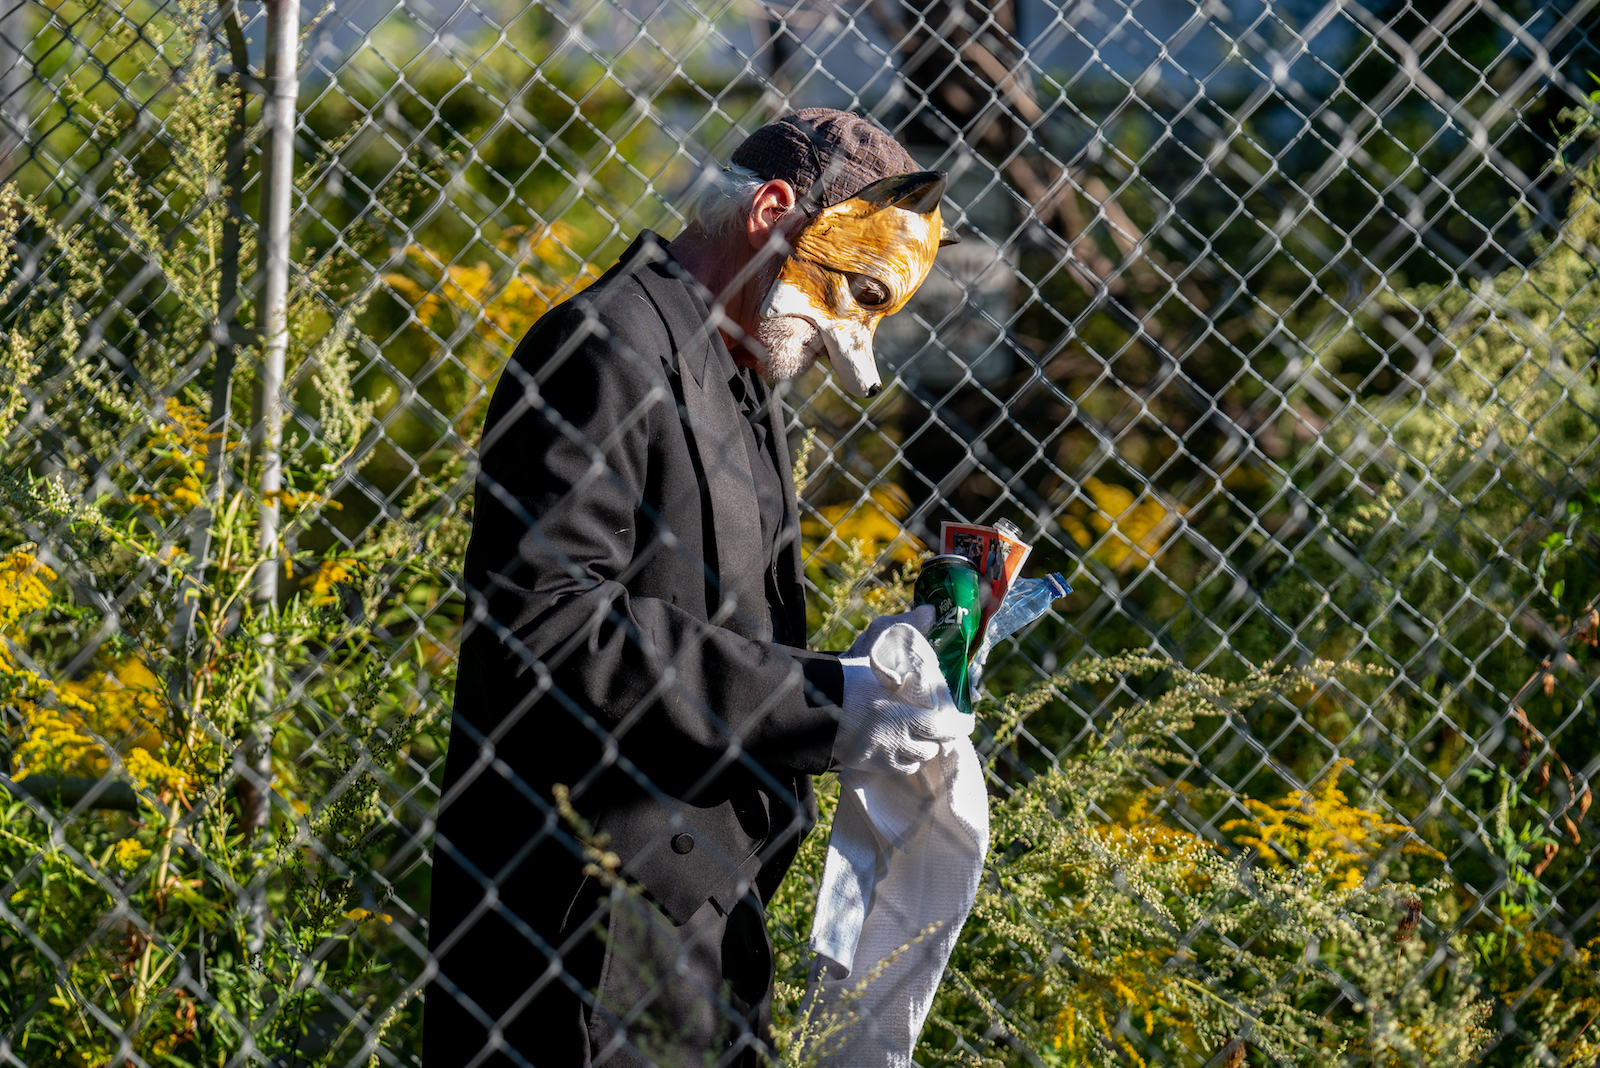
[462,292,841,779]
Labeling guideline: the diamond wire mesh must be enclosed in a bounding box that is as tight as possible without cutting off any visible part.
[2,0,1600,1063]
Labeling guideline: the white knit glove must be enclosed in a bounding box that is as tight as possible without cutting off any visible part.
[834,622,965,776]
[845,604,935,657]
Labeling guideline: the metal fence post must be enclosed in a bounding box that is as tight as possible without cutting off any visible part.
[244,0,298,954]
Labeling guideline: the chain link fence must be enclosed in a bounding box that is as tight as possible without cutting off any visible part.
[2,0,1600,1062]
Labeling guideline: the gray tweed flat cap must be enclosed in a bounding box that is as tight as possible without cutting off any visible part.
[729,108,919,209]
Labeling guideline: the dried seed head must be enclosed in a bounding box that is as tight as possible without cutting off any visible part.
[1580,785,1593,820]
[1396,897,1422,942]
[1535,762,1550,789]
[1564,814,1580,846]
[1543,668,1555,697]
[1532,840,1559,878]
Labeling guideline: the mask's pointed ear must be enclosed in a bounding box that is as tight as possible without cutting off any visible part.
[850,170,947,214]
[939,225,960,247]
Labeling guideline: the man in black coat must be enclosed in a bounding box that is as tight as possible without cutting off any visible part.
[424,109,960,1068]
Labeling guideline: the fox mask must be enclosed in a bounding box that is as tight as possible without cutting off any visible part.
[760,171,956,397]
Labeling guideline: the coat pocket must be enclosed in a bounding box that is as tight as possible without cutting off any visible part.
[597,794,767,925]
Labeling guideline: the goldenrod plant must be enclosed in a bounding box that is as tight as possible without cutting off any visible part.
[764,625,1499,1065]
[381,225,598,438]
[1222,758,1445,891]
[0,2,449,1061]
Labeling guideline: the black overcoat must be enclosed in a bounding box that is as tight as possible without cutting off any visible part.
[424,232,844,1066]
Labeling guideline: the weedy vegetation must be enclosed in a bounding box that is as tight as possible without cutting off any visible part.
[2,5,1599,1067]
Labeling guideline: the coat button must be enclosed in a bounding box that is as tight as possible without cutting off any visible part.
[671,833,695,855]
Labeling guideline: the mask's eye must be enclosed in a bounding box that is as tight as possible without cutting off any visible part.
[846,272,892,308]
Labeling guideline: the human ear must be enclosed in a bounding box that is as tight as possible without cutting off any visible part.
[747,179,797,249]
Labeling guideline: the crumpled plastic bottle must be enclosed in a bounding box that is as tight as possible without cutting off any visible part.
[968,572,1071,703]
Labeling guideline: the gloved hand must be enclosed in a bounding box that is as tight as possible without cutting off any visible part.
[834,621,965,776]
[845,603,935,657]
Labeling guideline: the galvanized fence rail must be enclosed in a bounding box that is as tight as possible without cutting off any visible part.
[2,0,1599,1063]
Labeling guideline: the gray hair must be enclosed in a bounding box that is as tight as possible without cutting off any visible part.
[680,164,767,237]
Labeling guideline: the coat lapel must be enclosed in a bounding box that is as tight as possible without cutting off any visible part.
[764,383,808,645]
[629,236,768,635]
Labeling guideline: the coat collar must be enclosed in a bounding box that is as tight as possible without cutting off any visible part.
[615,231,725,388]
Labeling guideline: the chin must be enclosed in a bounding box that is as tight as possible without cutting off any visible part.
[754,315,824,382]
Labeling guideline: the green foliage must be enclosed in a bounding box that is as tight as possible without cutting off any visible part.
[0,3,448,1062]
[927,656,1487,1067]
[764,624,1499,1065]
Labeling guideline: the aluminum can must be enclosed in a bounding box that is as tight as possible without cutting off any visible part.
[913,554,981,714]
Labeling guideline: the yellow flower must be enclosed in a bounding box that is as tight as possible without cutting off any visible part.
[1222,759,1442,886]
[12,657,188,789]
[384,225,596,395]
[803,483,923,564]
[263,487,341,514]
[344,907,393,924]
[1058,477,1184,571]
[0,551,55,641]
[125,399,220,517]
[3,554,189,790]
[308,558,363,606]
[123,748,187,790]
[112,838,152,872]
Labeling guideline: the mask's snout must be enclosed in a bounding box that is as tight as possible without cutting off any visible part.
[823,328,882,398]
[762,278,884,398]
[828,353,882,398]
